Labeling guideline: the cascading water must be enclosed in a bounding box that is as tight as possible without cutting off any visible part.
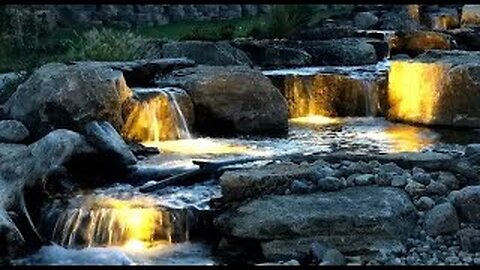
[39,182,221,251]
[123,87,193,143]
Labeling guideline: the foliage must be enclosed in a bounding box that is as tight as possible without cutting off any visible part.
[66,28,146,61]
[263,5,317,39]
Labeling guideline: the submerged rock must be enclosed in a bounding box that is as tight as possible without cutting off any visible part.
[215,186,417,258]
[0,120,29,143]
[3,63,132,139]
[159,65,288,136]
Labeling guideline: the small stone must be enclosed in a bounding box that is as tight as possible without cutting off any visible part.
[424,203,460,236]
[283,259,300,265]
[463,257,473,264]
[321,248,346,266]
[290,179,310,194]
[445,256,460,265]
[377,162,404,175]
[427,180,449,196]
[474,258,480,265]
[405,180,427,196]
[457,227,480,253]
[437,171,459,190]
[354,174,374,186]
[416,196,436,211]
[374,171,393,186]
[391,174,408,187]
[447,190,460,204]
[310,242,330,264]
[317,176,346,191]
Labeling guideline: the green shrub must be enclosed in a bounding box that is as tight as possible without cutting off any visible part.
[218,23,236,40]
[263,5,316,39]
[67,28,146,61]
[180,26,217,41]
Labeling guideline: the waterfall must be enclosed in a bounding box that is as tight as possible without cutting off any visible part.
[123,87,193,143]
[360,78,378,117]
[41,196,207,249]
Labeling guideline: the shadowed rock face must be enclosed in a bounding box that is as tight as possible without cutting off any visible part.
[387,50,480,128]
[214,186,417,260]
[0,130,96,258]
[3,63,133,140]
[158,65,288,137]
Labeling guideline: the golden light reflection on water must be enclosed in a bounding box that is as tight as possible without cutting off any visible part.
[360,124,438,152]
[289,115,344,125]
[143,138,271,157]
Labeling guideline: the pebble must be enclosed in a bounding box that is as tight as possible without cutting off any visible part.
[445,256,460,264]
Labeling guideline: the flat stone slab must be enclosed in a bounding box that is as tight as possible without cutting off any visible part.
[215,186,417,256]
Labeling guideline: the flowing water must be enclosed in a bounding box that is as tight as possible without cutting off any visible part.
[13,61,480,265]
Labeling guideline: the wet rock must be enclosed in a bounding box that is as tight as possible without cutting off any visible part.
[456,186,480,223]
[445,255,460,265]
[390,31,454,57]
[377,10,420,31]
[159,65,288,136]
[391,174,408,188]
[84,121,137,167]
[3,63,132,139]
[375,172,393,186]
[425,8,459,30]
[73,58,196,86]
[219,162,319,202]
[290,180,310,194]
[424,203,459,236]
[437,172,459,190]
[293,38,378,66]
[412,167,432,185]
[426,180,449,196]
[461,5,480,25]
[416,196,436,211]
[320,248,346,266]
[215,187,417,256]
[0,120,29,143]
[387,50,480,128]
[310,242,331,264]
[457,227,480,253]
[317,176,346,191]
[405,180,427,197]
[0,129,95,258]
[162,41,252,66]
[354,12,378,29]
[353,174,374,186]
[231,40,312,68]
[377,162,404,175]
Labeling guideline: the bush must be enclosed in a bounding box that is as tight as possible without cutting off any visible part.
[263,5,316,39]
[218,23,236,40]
[180,26,217,41]
[67,28,146,61]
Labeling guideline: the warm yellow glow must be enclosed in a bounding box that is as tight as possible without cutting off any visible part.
[388,61,449,124]
[289,115,343,125]
[143,138,270,156]
[359,125,437,152]
[85,197,164,250]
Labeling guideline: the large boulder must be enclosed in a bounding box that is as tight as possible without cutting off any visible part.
[215,186,417,260]
[284,38,378,66]
[162,41,252,66]
[390,31,455,57]
[0,120,29,143]
[0,129,95,258]
[387,50,480,128]
[70,58,196,87]
[158,65,288,136]
[461,5,480,26]
[231,40,312,68]
[3,63,133,139]
[424,8,460,31]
